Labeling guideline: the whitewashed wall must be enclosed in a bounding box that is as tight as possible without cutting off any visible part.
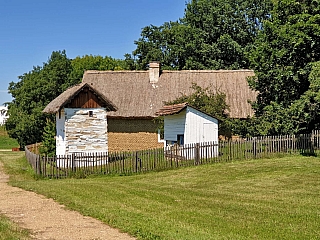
[56,109,66,155]
[185,107,218,144]
[57,108,108,155]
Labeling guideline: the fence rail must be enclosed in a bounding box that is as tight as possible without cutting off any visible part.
[25,131,320,178]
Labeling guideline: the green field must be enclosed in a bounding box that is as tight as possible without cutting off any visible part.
[0,126,19,149]
[1,151,320,240]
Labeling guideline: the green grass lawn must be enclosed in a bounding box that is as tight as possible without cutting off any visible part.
[0,214,30,240]
[0,126,19,149]
[1,151,320,240]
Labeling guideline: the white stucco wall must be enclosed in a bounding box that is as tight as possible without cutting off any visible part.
[185,107,218,144]
[56,109,66,155]
[56,108,108,155]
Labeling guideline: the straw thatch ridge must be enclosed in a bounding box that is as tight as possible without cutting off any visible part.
[82,69,256,119]
[43,82,117,113]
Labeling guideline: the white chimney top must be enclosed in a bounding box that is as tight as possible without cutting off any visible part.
[149,61,160,84]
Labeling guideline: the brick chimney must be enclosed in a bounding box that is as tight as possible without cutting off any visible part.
[149,61,160,84]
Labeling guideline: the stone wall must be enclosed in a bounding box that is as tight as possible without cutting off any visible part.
[65,108,108,154]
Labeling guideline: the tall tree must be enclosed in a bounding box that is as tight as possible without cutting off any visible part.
[289,61,320,132]
[6,51,72,148]
[133,0,272,70]
[68,55,131,87]
[249,0,320,115]
[245,0,320,135]
[234,61,320,137]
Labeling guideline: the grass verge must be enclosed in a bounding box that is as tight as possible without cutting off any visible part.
[0,126,19,149]
[1,151,320,240]
[0,214,30,240]
[0,152,31,240]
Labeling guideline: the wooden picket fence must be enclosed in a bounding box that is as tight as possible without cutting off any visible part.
[25,131,320,178]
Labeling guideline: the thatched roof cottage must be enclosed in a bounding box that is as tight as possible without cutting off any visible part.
[44,62,256,153]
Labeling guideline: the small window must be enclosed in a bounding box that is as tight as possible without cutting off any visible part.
[158,129,164,140]
[177,134,184,145]
[88,111,93,117]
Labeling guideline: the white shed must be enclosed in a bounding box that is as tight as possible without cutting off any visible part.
[156,103,219,158]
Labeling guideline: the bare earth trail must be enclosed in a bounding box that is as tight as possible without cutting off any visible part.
[0,161,136,240]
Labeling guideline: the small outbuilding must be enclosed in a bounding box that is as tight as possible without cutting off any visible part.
[155,103,219,146]
[43,83,117,156]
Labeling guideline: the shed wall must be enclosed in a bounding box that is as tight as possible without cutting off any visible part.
[185,107,218,144]
[163,111,186,142]
[56,109,66,155]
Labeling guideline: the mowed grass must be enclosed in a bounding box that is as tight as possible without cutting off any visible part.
[0,126,19,149]
[0,214,30,240]
[1,151,320,240]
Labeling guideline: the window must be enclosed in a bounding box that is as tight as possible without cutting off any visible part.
[88,111,93,117]
[158,129,165,143]
[177,134,184,145]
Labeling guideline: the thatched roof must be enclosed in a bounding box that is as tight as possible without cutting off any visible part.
[43,83,117,113]
[155,103,189,116]
[82,69,256,119]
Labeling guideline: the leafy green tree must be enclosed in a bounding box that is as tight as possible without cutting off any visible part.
[231,103,298,137]
[133,22,189,70]
[133,0,272,70]
[39,119,56,156]
[249,0,320,115]
[6,51,72,148]
[182,0,272,69]
[245,0,320,135]
[234,61,320,137]
[68,55,131,87]
[288,61,320,132]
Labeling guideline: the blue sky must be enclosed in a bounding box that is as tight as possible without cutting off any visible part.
[0,0,187,105]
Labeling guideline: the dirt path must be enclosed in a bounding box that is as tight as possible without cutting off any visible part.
[0,161,136,240]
